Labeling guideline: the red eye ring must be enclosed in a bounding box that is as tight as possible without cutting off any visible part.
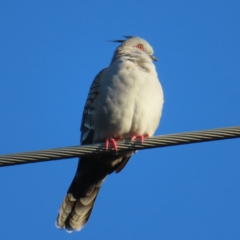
[136,44,144,51]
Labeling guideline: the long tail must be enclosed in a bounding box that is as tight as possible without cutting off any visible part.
[56,154,131,232]
[56,177,105,232]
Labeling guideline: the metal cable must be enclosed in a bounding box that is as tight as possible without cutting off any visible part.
[0,126,240,167]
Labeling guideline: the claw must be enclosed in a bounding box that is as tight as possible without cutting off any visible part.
[131,136,137,141]
[131,134,149,143]
[105,138,118,151]
[105,139,109,150]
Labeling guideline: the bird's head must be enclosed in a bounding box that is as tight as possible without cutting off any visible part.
[111,36,157,63]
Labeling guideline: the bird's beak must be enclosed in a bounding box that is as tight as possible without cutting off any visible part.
[150,55,158,61]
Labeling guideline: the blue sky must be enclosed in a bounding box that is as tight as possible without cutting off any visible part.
[0,1,239,239]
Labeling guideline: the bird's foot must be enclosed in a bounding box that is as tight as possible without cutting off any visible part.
[131,134,149,143]
[105,137,122,151]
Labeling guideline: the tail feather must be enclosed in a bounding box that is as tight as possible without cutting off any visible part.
[56,178,105,232]
[56,153,133,232]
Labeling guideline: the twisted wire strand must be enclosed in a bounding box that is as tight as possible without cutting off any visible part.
[0,126,240,167]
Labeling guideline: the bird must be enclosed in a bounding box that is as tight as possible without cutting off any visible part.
[56,36,164,232]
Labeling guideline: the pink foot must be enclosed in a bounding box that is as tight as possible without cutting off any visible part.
[131,134,149,143]
[105,138,118,150]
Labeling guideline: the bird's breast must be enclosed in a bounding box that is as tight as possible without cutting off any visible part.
[93,60,164,142]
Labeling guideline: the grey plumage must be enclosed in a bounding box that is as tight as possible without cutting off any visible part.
[56,36,164,232]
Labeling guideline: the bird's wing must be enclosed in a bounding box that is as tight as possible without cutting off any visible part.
[80,68,106,144]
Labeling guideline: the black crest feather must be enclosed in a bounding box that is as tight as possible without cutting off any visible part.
[109,35,134,43]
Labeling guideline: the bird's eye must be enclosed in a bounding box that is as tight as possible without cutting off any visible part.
[136,44,144,51]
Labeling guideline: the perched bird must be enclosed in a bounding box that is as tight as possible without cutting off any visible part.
[56,36,164,232]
